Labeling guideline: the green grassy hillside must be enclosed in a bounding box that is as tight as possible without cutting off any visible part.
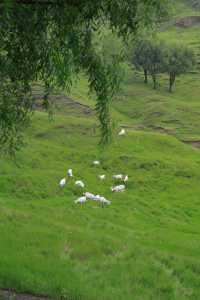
[1,112,200,300]
[113,71,200,141]
[1,1,200,300]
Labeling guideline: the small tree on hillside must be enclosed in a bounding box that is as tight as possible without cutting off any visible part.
[164,45,195,92]
[147,41,165,89]
[132,39,165,89]
[131,39,152,84]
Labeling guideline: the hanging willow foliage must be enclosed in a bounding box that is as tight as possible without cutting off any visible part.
[0,0,170,155]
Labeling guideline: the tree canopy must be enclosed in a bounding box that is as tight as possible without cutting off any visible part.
[164,45,195,92]
[132,38,165,89]
[131,39,152,84]
[0,0,170,155]
[131,38,195,92]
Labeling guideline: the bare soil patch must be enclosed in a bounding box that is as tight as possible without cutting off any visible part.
[32,87,93,117]
[182,140,200,149]
[175,16,200,28]
[0,289,52,300]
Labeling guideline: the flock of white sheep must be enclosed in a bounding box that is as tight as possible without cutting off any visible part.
[59,128,127,206]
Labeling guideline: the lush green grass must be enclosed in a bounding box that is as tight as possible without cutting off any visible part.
[160,25,200,61]
[1,111,200,300]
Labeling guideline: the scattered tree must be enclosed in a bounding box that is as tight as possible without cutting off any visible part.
[132,39,165,89]
[147,41,165,89]
[164,45,195,92]
[131,39,152,84]
[131,38,195,93]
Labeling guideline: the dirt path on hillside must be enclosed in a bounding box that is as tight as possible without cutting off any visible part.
[120,124,200,150]
[175,16,200,28]
[182,140,200,149]
[52,94,94,116]
[33,88,94,117]
[161,15,200,31]
[0,289,52,300]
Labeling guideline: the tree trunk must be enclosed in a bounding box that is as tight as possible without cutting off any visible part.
[152,74,156,89]
[169,74,173,93]
[144,69,148,84]
[169,73,176,93]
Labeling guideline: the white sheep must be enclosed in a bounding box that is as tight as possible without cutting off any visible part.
[93,160,100,166]
[67,169,73,178]
[84,192,111,206]
[113,174,123,180]
[84,192,95,200]
[99,174,106,180]
[91,194,101,201]
[74,196,87,204]
[91,194,111,205]
[84,192,100,201]
[118,129,126,136]
[75,180,85,188]
[99,196,111,205]
[111,184,125,193]
[124,175,128,182]
[59,178,66,188]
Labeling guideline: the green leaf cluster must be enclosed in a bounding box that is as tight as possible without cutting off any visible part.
[131,38,195,92]
[0,0,170,154]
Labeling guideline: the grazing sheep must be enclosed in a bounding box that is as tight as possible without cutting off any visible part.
[74,196,87,204]
[75,180,85,188]
[93,160,100,166]
[84,192,95,200]
[124,175,128,182]
[84,192,111,206]
[59,178,66,188]
[92,194,101,201]
[118,129,126,136]
[113,174,123,180]
[92,194,111,205]
[99,196,111,205]
[99,174,106,180]
[111,184,125,192]
[67,169,73,178]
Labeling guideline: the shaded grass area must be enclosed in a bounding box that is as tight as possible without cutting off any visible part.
[1,113,200,299]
